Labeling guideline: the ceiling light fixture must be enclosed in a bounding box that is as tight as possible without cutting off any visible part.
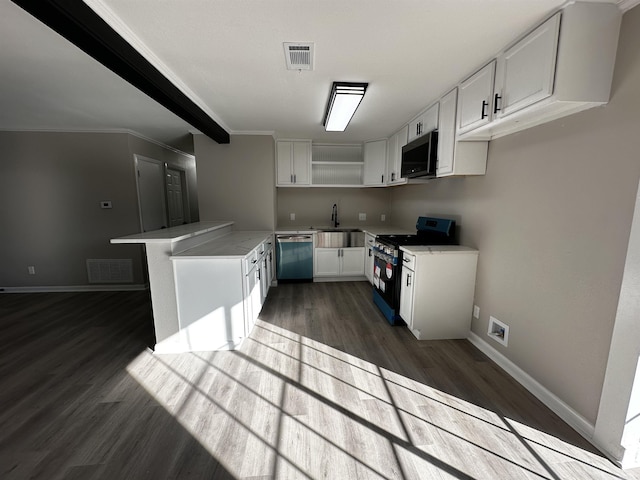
[323,82,368,132]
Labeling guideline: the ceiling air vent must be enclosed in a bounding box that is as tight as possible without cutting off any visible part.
[284,42,314,71]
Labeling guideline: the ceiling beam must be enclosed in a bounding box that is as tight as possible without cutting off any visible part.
[11,0,230,144]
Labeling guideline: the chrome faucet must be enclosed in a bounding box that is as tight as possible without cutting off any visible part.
[331,203,339,228]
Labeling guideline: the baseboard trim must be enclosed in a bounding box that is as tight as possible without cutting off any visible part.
[0,284,148,293]
[467,331,595,440]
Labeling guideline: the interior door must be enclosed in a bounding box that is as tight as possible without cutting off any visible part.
[166,167,186,227]
[135,155,167,232]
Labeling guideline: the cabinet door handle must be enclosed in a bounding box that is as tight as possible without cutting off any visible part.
[294,174,297,183]
[481,100,488,119]
[494,93,502,114]
[406,273,412,287]
[257,269,261,280]
[381,174,384,183]
[290,174,293,183]
[391,172,395,181]
[368,248,372,257]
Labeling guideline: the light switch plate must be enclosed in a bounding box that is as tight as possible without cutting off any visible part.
[381,214,386,222]
[359,213,366,221]
[290,213,295,221]
[473,305,480,319]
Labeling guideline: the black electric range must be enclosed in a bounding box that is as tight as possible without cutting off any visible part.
[372,217,457,325]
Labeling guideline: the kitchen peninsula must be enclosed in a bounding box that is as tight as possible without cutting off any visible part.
[112,222,274,353]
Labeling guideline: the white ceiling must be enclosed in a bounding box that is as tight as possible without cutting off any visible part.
[0,0,633,151]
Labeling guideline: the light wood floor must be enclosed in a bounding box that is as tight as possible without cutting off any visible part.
[1,283,639,479]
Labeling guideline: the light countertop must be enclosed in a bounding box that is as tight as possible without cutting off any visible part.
[400,245,478,255]
[111,221,234,244]
[171,231,273,259]
[275,225,415,236]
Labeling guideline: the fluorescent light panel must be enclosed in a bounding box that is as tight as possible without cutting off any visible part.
[323,82,368,132]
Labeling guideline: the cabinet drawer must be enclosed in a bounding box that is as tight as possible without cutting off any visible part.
[244,250,259,272]
[401,252,416,271]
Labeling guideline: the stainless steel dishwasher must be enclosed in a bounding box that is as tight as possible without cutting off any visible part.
[275,234,313,281]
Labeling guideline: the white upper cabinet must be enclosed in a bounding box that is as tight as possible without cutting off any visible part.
[457,60,496,135]
[363,139,387,186]
[408,103,439,143]
[459,2,621,140]
[494,13,559,119]
[387,125,408,185]
[276,140,311,186]
[437,88,488,178]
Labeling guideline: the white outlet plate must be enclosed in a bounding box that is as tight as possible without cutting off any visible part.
[488,316,509,346]
[290,213,295,221]
[28,266,35,275]
[473,305,480,319]
[359,213,366,221]
[381,214,386,221]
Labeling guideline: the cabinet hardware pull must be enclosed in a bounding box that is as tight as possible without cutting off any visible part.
[403,257,410,263]
[391,172,395,181]
[252,259,257,264]
[368,249,372,257]
[406,274,411,287]
[294,174,297,183]
[494,93,502,114]
[290,174,293,183]
[481,100,488,119]
[381,174,384,183]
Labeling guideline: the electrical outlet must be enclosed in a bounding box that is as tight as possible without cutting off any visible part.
[359,213,366,221]
[100,201,112,209]
[28,266,35,275]
[381,214,386,222]
[290,213,295,221]
[473,305,480,319]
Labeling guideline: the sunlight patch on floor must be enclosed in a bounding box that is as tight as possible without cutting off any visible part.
[125,320,626,479]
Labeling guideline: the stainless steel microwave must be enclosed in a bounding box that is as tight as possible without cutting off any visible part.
[401,130,438,178]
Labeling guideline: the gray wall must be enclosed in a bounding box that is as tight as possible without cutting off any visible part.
[277,187,391,229]
[389,6,640,424]
[0,131,197,288]
[194,134,276,230]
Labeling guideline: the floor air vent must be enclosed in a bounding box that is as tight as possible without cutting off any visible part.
[87,259,133,283]
[284,42,314,70]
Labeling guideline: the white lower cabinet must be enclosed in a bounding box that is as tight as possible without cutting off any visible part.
[365,233,375,284]
[172,236,273,351]
[399,247,479,340]
[314,247,365,278]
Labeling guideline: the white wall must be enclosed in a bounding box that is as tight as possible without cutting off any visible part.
[389,5,640,424]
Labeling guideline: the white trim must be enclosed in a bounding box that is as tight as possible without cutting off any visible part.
[0,128,194,158]
[467,331,595,440]
[0,284,148,293]
[83,0,230,133]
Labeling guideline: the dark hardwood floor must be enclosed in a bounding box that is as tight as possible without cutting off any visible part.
[1,283,638,479]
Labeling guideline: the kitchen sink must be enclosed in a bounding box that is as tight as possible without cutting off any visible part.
[315,229,364,248]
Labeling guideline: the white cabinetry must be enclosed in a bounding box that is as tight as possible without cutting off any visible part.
[363,140,387,186]
[408,103,439,143]
[311,144,363,186]
[458,3,621,140]
[171,232,273,351]
[365,233,375,284]
[399,246,479,340]
[436,88,488,178]
[276,140,311,186]
[494,12,559,119]
[457,61,496,135]
[314,247,365,278]
[387,125,408,185]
